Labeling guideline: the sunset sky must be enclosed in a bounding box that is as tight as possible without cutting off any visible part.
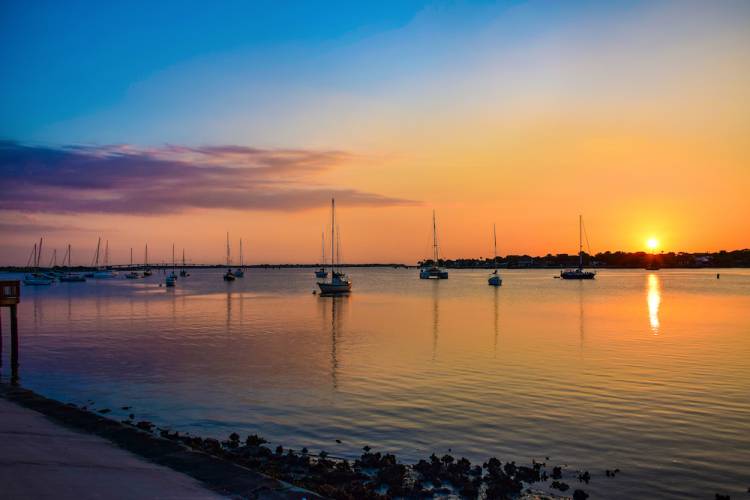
[1,0,749,265]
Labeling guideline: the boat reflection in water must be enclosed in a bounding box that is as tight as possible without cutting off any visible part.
[319,294,347,390]
[647,273,661,334]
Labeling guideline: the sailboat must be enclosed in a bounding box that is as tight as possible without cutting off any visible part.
[93,240,117,278]
[234,239,244,277]
[143,244,152,276]
[317,198,352,294]
[420,210,449,279]
[166,244,177,286]
[23,239,53,285]
[85,238,100,277]
[48,249,64,278]
[60,244,86,282]
[315,231,328,278]
[179,249,189,277]
[223,233,236,281]
[488,224,502,286]
[560,215,596,280]
[125,248,140,279]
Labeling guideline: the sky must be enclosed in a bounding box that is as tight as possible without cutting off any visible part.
[1,0,749,265]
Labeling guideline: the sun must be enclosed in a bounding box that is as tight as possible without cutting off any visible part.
[646,237,659,251]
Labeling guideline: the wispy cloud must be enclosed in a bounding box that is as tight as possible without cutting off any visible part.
[0,141,416,214]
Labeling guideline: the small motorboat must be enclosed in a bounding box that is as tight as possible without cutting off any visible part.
[315,268,328,278]
[165,273,176,287]
[234,268,244,278]
[23,273,54,286]
[125,271,140,279]
[93,269,117,279]
[223,270,236,281]
[60,273,86,282]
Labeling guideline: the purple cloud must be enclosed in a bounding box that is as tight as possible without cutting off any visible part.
[0,141,416,214]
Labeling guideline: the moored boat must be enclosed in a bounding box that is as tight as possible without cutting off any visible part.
[59,244,86,282]
[317,198,351,295]
[24,273,53,286]
[143,244,152,276]
[93,240,117,278]
[23,239,54,285]
[234,239,244,277]
[180,249,189,277]
[488,224,502,286]
[223,233,235,281]
[419,210,448,279]
[125,248,140,279]
[560,215,596,280]
[166,244,178,286]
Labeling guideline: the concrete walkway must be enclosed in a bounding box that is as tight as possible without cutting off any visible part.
[0,397,224,499]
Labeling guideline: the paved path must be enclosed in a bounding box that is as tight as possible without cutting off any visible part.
[0,397,225,499]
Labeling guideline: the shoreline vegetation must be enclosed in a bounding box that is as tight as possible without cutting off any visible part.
[1,383,597,500]
[1,250,748,273]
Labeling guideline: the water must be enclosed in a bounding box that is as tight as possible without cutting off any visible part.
[1,268,748,498]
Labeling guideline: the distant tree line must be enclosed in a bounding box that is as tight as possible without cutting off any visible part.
[419,249,750,269]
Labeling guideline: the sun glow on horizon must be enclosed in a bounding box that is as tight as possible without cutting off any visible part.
[646,237,660,251]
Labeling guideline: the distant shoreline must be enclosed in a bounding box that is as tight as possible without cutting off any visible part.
[3,249,748,271]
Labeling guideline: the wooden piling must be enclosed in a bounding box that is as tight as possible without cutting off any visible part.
[0,281,21,383]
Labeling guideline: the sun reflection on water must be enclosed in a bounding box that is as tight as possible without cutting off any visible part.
[647,273,661,334]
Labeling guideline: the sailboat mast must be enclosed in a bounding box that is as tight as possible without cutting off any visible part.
[239,239,243,268]
[579,214,583,270]
[130,247,133,267]
[432,210,438,265]
[172,244,175,269]
[145,244,148,267]
[30,243,37,269]
[493,223,498,271]
[38,237,43,268]
[182,249,186,268]
[226,232,230,267]
[105,240,109,267]
[94,238,101,267]
[321,231,325,264]
[330,198,335,274]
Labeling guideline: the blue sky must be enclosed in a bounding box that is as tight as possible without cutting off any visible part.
[1,0,617,145]
[1,0,451,140]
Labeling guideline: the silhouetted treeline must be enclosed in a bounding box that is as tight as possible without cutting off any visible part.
[419,249,750,269]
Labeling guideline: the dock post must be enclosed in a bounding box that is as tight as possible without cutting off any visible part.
[1,281,21,383]
[10,304,19,383]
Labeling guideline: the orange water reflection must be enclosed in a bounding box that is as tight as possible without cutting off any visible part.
[647,273,661,334]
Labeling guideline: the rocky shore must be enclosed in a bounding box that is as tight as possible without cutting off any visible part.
[0,384,600,499]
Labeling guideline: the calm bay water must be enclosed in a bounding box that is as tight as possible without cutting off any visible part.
[1,268,748,498]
